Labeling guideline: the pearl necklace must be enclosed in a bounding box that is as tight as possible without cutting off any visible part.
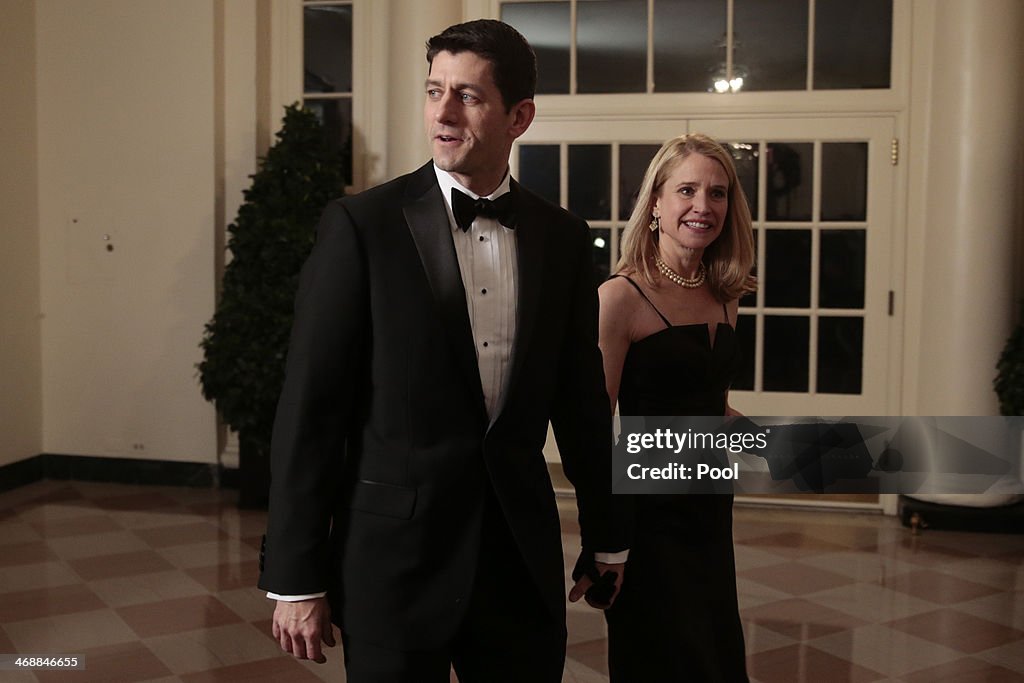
[655,256,706,289]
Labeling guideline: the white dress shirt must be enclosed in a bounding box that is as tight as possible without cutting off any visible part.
[434,165,519,419]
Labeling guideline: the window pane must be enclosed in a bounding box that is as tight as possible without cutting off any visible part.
[619,144,662,220]
[821,142,867,221]
[304,98,352,185]
[733,313,756,391]
[501,2,571,94]
[653,0,727,92]
[591,228,612,285]
[765,229,810,308]
[577,0,647,93]
[817,316,863,394]
[733,0,808,91]
[740,227,758,307]
[518,144,560,206]
[763,315,809,392]
[569,145,611,220]
[766,143,812,221]
[726,142,759,219]
[820,230,865,309]
[304,5,352,94]
[815,0,892,89]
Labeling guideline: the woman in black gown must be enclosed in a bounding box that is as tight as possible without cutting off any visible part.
[598,133,756,682]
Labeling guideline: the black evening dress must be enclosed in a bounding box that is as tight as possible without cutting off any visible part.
[605,275,748,682]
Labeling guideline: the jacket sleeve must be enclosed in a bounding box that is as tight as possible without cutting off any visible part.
[549,219,633,555]
[258,200,368,595]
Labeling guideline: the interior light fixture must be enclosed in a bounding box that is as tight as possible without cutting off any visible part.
[713,76,745,93]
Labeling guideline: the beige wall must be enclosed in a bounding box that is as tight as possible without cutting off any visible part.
[35,0,217,462]
[0,0,43,467]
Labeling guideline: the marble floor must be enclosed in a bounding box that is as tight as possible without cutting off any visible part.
[1,479,1022,682]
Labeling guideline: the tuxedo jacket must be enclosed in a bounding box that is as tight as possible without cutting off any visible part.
[258,161,626,650]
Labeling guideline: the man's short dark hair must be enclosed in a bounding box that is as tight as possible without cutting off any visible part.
[426,19,537,112]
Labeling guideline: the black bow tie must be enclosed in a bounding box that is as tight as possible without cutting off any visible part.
[451,187,518,232]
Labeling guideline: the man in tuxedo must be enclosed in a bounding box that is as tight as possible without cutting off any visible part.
[258,19,627,682]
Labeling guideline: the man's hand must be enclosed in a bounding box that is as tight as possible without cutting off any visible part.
[272,597,336,663]
[568,561,625,609]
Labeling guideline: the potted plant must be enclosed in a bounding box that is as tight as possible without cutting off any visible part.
[995,302,1024,416]
[199,104,346,508]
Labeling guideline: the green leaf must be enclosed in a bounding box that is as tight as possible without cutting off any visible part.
[198,104,347,443]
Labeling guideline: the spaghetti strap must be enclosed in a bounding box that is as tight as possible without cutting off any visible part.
[610,274,671,328]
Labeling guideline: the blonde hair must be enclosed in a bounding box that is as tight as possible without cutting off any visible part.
[616,133,756,302]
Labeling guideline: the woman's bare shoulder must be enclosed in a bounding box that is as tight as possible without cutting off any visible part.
[599,273,641,307]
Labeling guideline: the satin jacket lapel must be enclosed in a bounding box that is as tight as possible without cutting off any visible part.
[491,180,546,424]
[402,163,487,421]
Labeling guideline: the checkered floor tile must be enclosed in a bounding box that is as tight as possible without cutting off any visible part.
[1,480,1021,682]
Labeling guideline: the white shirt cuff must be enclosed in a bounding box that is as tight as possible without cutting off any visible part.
[267,591,327,601]
[594,550,629,564]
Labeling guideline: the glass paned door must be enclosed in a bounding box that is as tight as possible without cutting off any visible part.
[691,117,895,416]
[513,117,897,417]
